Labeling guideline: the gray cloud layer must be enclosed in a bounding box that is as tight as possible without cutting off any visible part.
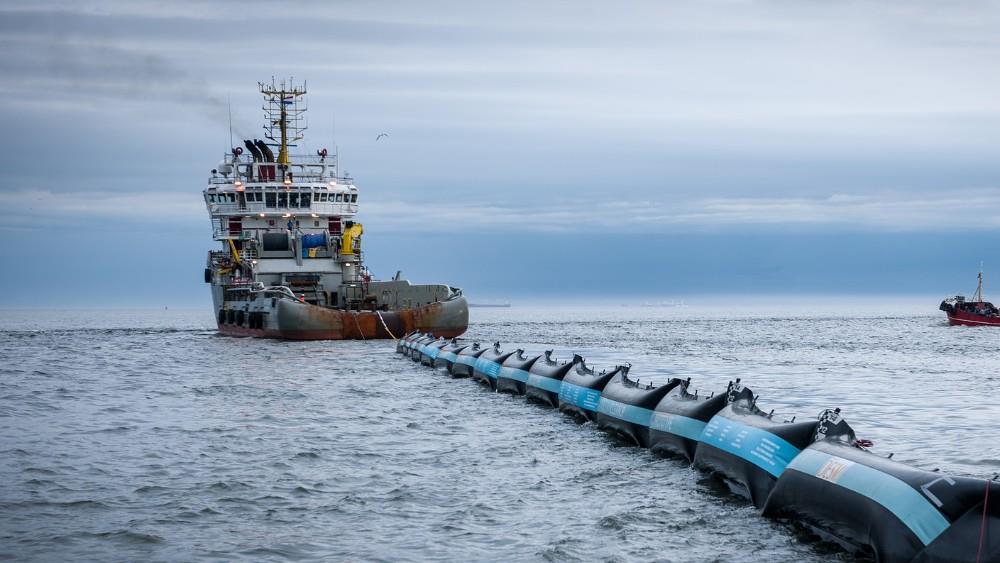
[2,0,999,231]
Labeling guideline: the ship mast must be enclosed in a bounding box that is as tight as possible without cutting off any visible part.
[259,78,307,167]
[973,262,985,302]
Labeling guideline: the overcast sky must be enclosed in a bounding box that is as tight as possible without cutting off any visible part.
[2,1,1000,306]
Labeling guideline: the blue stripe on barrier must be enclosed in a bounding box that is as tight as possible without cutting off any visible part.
[438,351,457,363]
[456,356,476,366]
[596,398,653,426]
[649,412,707,441]
[499,366,530,383]
[558,381,602,412]
[526,373,563,394]
[699,416,801,478]
[426,347,441,360]
[787,448,949,546]
[474,359,502,379]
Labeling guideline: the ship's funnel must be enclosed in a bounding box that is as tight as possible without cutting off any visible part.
[255,139,275,162]
[244,140,262,162]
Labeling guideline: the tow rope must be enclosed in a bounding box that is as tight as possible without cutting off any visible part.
[375,310,398,340]
[351,312,366,341]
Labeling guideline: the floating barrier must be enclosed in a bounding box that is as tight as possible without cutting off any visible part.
[693,387,856,508]
[393,338,997,562]
[648,378,736,463]
[496,350,541,395]
[433,339,468,370]
[398,331,424,356]
[409,334,435,362]
[420,337,449,366]
[594,372,683,448]
[396,331,415,354]
[558,359,628,422]
[450,343,484,378]
[764,440,999,562]
[472,342,514,390]
[525,352,582,408]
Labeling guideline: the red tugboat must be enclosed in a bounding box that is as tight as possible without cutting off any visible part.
[939,268,1000,326]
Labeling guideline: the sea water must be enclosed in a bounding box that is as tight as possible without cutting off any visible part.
[1,300,997,561]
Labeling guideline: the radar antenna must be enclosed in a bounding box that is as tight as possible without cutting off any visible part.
[258,78,308,166]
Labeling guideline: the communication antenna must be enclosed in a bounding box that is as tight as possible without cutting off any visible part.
[258,77,308,166]
[227,94,234,152]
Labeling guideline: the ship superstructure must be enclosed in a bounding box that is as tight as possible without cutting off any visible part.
[203,79,468,339]
[939,267,1000,327]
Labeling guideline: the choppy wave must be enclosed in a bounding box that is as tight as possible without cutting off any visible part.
[0,306,996,561]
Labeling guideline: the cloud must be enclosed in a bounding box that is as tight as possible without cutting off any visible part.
[2,0,1000,236]
[6,186,996,234]
[361,190,1000,232]
[0,189,203,232]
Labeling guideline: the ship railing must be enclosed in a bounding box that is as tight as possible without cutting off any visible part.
[223,153,349,166]
[206,201,359,215]
[207,174,355,185]
[256,286,299,300]
[214,155,354,183]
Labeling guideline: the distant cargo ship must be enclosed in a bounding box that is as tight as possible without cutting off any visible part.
[939,268,1000,326]
[203,79,468,340]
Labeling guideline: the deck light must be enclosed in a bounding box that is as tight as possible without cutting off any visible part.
[259,213,265,218]
[234,180,244,191]
[311,213,319,218]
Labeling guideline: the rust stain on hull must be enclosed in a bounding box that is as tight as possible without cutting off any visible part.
[218,297,468,341]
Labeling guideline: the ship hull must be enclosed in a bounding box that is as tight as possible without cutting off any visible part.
[945,310,1000,327]
[216,295,469,340]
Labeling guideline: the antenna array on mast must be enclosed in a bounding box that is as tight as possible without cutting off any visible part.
[258,77,308,165]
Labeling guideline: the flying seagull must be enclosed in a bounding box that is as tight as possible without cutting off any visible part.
[375,133,389,141]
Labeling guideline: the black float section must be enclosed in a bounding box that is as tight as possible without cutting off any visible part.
[396,332,999,563]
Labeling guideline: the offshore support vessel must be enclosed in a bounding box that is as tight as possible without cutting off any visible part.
[203,79,468,340]
[939,267,1000,326]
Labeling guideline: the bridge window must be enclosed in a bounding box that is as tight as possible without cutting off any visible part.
[278,192,287,207]
[335,194,343,202]
[265,192,276,207]
[290,193,299,207]
[350,194,357,202]
[301,194,311,207]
